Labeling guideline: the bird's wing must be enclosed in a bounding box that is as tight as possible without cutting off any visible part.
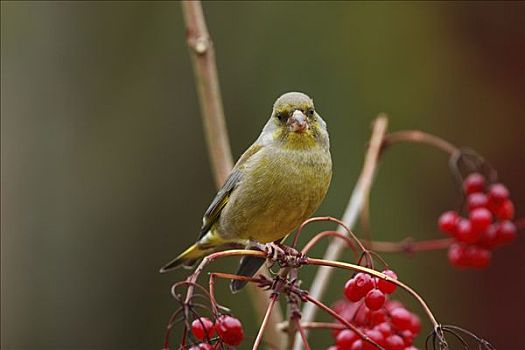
[198,143,262,239]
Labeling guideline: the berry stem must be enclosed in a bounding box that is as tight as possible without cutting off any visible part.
[209,272,261,315]
[278,321,345,332]
[306,257,440,328]
[252,295,279,350]
[301,230,358,258]
[294,318,312,350]
[293,216,369,257]
[382,130,459,155]
[163,308,183,350]
[366,237,455,253]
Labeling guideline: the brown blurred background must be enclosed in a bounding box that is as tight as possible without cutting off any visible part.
[1,1,524,349]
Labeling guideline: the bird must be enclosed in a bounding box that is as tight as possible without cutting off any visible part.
[160,92,332,292]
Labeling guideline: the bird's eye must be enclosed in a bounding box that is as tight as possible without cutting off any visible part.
[306,108,315,117]
[276,112,286,121]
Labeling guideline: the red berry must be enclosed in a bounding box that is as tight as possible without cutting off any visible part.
[456,219,479,244]
[336,329,358,349]
[375,322,393,337]
[377,269,398,294]
[350,339,363,350]
[354,305,370,326]
[326,347,338,350]
[332,300,360,324]
[488,183,509,203]
[354,273,374,295]
[408,313,421,334]
[390,308,412,330]
[401,330,414,345]
[467,193,488,211]
[344,278,362,302]
[189,344,214,350]
[385,334,405,350]
[369,309,387,326]
[448,243,468,267]
[495,200,514,220]
[345,274,375,302]
[478,224,499,248]
[191,317,215,340]
[469,208,493,233]
[464,173,485,194]
[438,211,459,234]
[384,299,403,312]
[216,315,244,346]
[466,246,491,268]
[363,329,385,350]
[496,220,517,245]
[365,289,386,311]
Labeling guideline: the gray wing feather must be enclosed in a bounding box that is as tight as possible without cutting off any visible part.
[198,170,243,239]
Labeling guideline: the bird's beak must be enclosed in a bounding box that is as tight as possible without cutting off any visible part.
[287,110,308,133]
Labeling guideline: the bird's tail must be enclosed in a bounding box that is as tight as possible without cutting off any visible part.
[159,244,208,273]
[230,255,266,293]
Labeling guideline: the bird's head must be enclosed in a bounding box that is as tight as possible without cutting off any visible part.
[260,92,329,150]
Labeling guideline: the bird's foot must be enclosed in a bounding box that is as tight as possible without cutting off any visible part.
[252,242,304,268]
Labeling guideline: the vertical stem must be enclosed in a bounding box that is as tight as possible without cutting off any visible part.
[252,296,278,350]
[295,116,388,349]
[181,0,232,186]
[180,2,285,347]
[294,318,312,350]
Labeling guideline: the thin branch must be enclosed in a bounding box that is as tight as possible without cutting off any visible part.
[295,116,388,348]
[181,0,232,185]
[184,250,266,304]
[301,230,358,258]
[278,321,345,332]
[383,130,459,156]
[366,237,454,253]
[294,318,312,350]
[180,2,285,347]
[252,296,279,350]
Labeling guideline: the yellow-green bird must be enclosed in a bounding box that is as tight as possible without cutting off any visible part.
[160,92,332,292]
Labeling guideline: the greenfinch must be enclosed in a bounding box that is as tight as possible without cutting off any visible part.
[160,92,332,291]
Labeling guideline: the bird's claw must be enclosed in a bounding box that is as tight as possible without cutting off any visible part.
[252,242,304,268]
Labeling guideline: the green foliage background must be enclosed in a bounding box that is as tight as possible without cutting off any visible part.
[2,1,524,349]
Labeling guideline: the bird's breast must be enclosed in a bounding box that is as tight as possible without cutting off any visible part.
[218,146,332,243]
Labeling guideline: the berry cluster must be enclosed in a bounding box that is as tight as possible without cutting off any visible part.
[189,315,244,349]
[438,173,517,268]
[327,270,421,350]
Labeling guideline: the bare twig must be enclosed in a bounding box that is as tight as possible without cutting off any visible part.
[295,116,388,349]
[367,237,454,253]
[383,130,459,155]
[252,296,279,350]
[181,0,232,185]
[278,321,345,332]
[294,318,312,350]
[180,2,285,347]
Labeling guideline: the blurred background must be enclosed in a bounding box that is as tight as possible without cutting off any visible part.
[2,1,524,349]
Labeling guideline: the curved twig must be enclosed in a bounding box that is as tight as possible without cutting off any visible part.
[305,257,440,328]
[383,130,458,155]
